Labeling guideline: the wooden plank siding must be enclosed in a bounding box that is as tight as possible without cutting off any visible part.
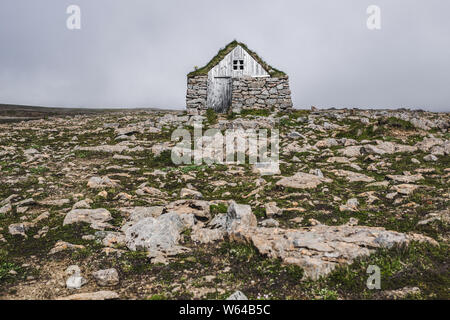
[207,45,269,112]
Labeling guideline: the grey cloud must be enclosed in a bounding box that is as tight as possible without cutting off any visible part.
[0,0,449,111]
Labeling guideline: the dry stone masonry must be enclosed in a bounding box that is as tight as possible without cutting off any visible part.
[187,74,293,115]
[186,75,208,115]
[230,76,292,113]
[186,41,293,115]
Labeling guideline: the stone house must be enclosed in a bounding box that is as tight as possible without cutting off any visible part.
[186,41,293,115]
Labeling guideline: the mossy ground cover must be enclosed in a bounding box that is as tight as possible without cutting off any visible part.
[0,108,448,299]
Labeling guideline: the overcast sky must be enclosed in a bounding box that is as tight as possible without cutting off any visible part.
[0,0,449,111]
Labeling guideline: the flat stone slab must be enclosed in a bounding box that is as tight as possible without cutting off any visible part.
[276,172,332,189]
[191,201,437,280]
[63,208,112,229]
[230,224,436,280]
[57,291,119,300]
[330,169,375,183]
[87,176,118,189]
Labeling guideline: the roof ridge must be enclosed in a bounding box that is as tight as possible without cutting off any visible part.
[187,40,286,78]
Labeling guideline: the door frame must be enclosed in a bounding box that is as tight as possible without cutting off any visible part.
[207,76,232,113]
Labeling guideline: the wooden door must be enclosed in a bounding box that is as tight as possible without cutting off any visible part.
[208,77,232,113]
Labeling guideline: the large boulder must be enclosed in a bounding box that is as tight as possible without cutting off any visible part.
[415,137,443,152]
[225,201,257,233]
[189,203,437,280]
[87,176,118,189]
[191,201,257,244]
[338,146,362,157]
[125,212,188,256]
[166,200,211,221]
[362,141,417,155]
[65,265,87,290]
[265,202,282,217]
[8,223,30,238]
[234,224,436,280]
[120,206,164,231]
[92,268,120,286]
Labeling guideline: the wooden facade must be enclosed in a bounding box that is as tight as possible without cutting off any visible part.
[207,45,269,112]
[186,41,292,114]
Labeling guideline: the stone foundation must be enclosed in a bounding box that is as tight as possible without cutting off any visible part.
[231,76,293,113]
[186,75,208,115]
[186,75,293,115]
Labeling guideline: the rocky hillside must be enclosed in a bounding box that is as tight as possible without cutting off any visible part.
[0,107,448,300]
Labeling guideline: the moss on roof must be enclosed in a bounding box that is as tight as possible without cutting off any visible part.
[187,40,286,78]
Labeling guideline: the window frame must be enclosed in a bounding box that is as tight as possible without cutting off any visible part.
[233,59,244,71]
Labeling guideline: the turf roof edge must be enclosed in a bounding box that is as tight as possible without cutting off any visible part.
[187,40,286,78]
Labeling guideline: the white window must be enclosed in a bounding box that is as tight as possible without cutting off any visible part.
[233,59,244,70]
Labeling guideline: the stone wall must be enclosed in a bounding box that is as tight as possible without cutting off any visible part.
[186,75,293,115]
[186,75,208,115]
[231,76,293,113]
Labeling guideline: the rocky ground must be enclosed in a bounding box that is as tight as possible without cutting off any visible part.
[0,107,448,300]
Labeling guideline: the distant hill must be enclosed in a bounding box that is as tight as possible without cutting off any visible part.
[0,104,176,123]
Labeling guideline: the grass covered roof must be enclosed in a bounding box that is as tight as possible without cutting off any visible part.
[187,40,286,78]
